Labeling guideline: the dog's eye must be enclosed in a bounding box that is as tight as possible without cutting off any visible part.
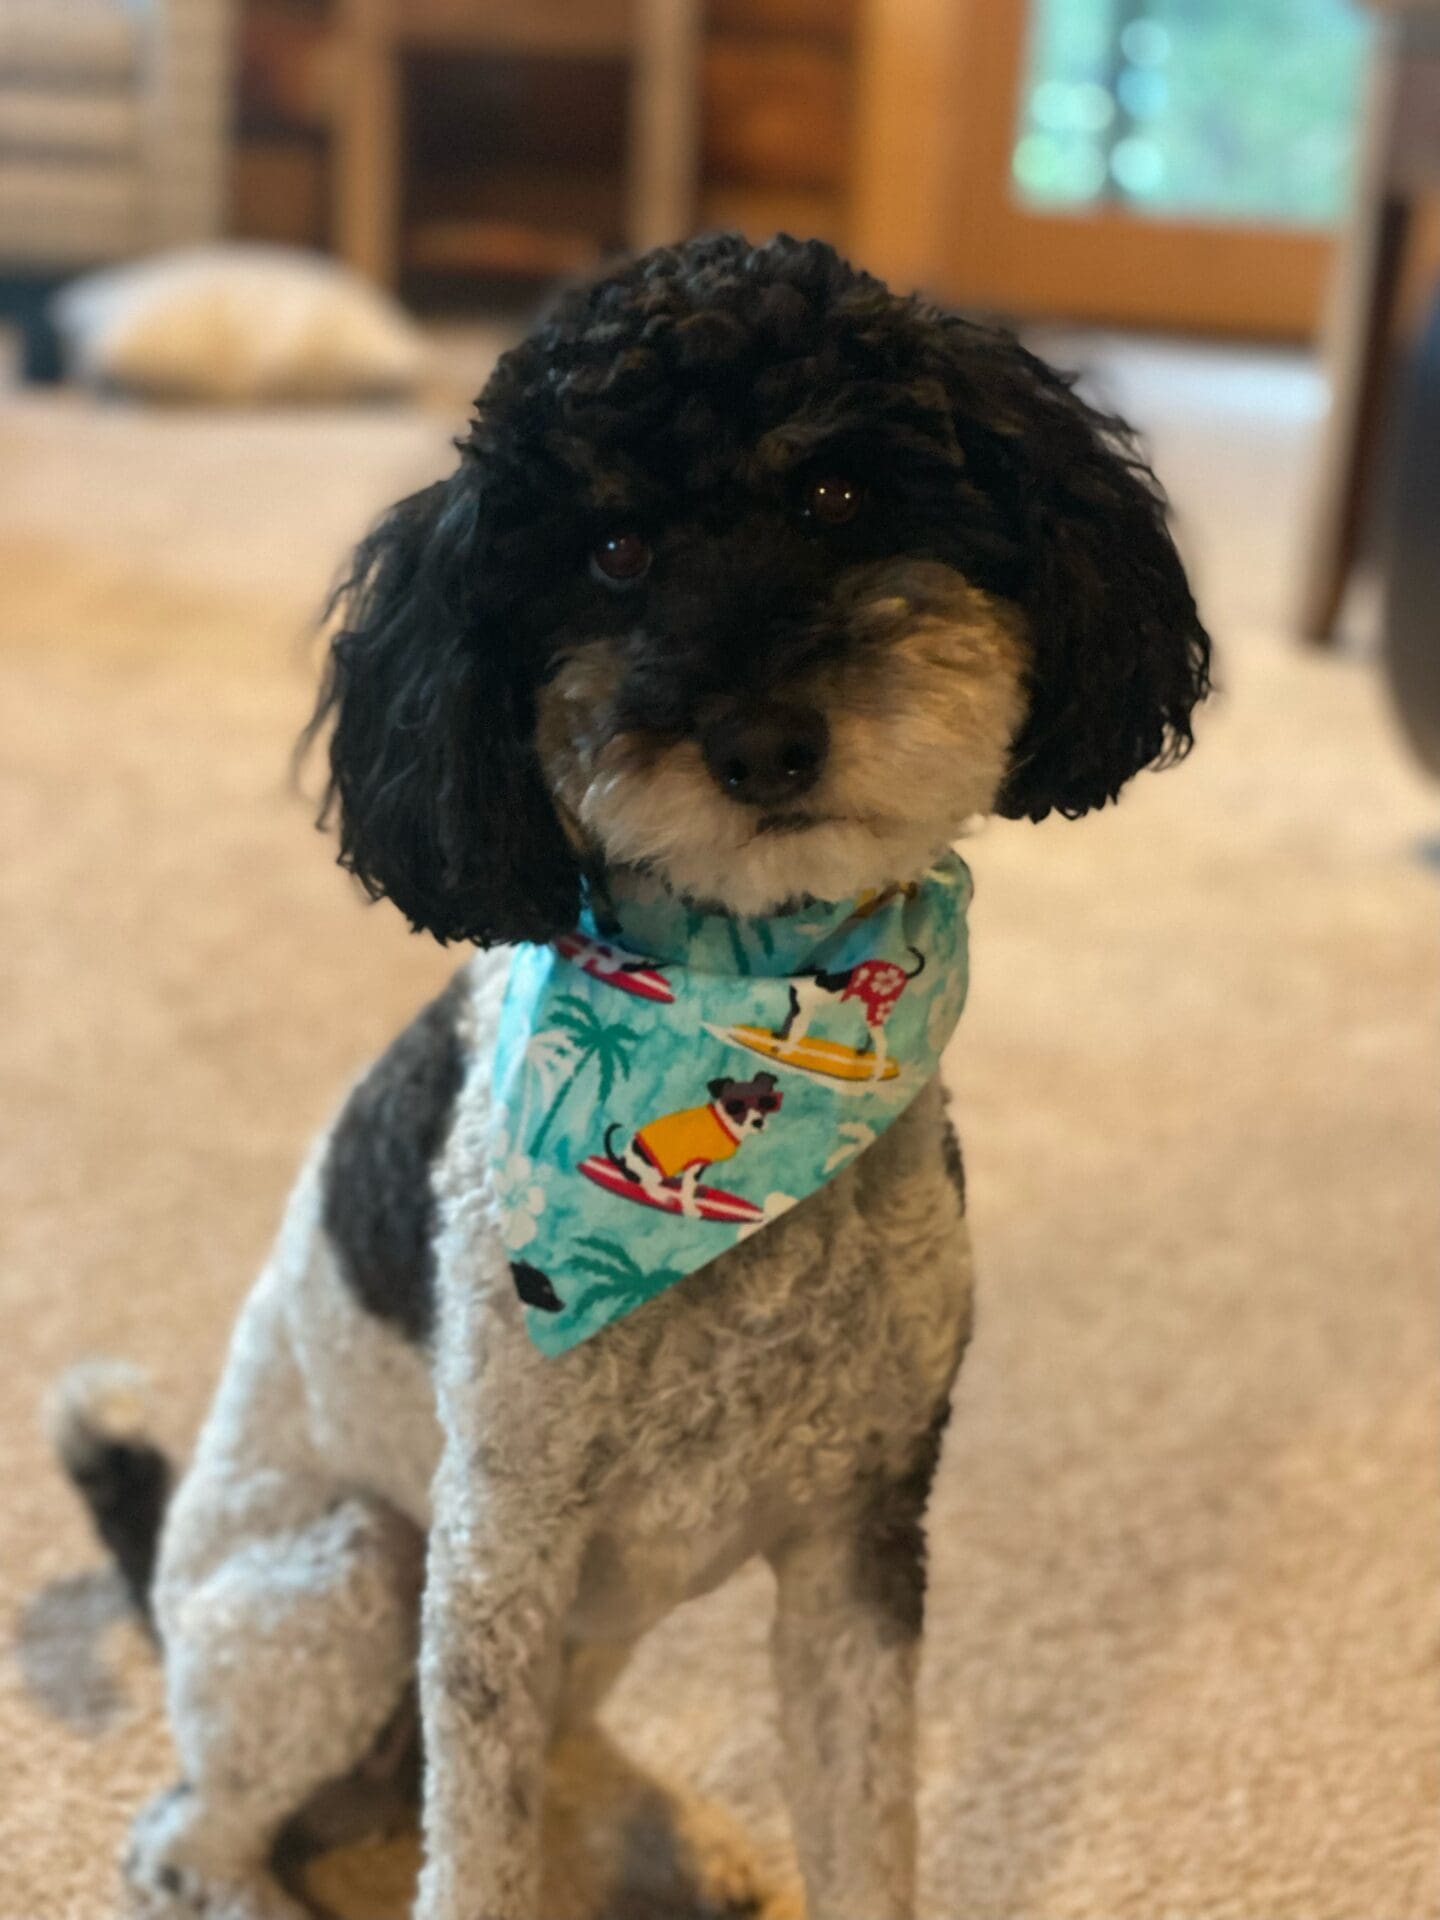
[725,1101,745,1120]
[802,474,863,527]
[590,531,652,588]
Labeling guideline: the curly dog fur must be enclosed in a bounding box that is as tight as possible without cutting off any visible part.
[59,234,1209,1920]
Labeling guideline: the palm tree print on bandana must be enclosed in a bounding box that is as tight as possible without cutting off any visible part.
[490,852,972,1354]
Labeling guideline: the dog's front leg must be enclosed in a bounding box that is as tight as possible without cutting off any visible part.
[869,1022,889,1079]
[767,1450,941,1920]
[677,1164,702,1216]
[414,1426,590,1920]
[778,978,817,1048]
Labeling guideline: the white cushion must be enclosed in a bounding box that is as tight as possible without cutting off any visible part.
[52,246,430,402]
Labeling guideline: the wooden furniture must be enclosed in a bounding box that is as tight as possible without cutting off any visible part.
[1298,0,1440,642]
[232,0,875,292]
[0,0,234,377]
[0,0,233,265]
[332,0,700,289]
[231,0,333,248]
[700,0,858,246]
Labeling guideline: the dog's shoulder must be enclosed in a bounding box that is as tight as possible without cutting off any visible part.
[320,952,507,1346]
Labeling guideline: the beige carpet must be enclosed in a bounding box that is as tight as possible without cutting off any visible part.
[2,339,1436,1920]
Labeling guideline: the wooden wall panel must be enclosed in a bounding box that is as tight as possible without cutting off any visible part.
[702,37,850,190]
[699,182,844,242]
[849,0,962,292]
[707,0,856,40]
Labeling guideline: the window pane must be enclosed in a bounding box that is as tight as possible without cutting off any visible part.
[1012,0,1372,226]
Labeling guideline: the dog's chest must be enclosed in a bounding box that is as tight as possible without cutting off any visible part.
[568,1081,972,1630]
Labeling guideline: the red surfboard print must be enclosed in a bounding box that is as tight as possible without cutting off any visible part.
[577,1154,766,1225]
[555,934,674,1003]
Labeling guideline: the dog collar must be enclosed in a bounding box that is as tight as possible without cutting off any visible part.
[490,852,971,1354]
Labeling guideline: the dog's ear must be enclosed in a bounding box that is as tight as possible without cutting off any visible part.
[936,325,1212,822]
[305,472,580,945]
[754,1072,777,1091]
[707,1077,730,1100]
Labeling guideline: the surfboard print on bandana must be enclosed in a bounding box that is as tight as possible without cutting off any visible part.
[552,932,675,1003]
[577,1068,784,1224]
[490,852,972,1354]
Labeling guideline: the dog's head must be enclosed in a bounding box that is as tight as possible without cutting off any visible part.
[707,1072,782,1135]
[309,234,1210,942]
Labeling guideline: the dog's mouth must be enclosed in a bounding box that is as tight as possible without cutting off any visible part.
[754,809,830,835]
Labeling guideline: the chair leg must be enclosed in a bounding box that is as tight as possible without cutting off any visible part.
[1300,194,1412,646]
[1382,278,1440,776]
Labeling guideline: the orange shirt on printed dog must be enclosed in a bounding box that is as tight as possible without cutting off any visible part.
[634,1101,742,1180]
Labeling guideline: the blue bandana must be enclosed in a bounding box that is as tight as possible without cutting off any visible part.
[491,852,971,1354]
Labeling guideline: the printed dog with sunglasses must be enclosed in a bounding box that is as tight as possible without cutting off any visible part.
[607,1071,783,1217]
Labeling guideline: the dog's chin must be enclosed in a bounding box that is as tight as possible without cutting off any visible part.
[590,803,956,918]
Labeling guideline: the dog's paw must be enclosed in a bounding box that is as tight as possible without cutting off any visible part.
[124,1785,309,1920]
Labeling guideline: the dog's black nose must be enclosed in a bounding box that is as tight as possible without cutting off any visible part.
[701,703,828,809]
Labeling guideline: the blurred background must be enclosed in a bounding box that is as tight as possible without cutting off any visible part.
[6,0,1440,659]
[2,6,1438,1920]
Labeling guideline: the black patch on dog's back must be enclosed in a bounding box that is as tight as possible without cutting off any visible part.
[940,1116,966,1213]
[854,1407,951,1645]
[323,973,468,1345]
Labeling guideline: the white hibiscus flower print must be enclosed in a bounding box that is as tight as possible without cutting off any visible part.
[824,1120,876,1174]
[737,1191,798,1241]
[493,1148,546,1252]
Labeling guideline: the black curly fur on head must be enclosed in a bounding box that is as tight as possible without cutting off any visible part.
[921,325,1212,822]
[309,478,578,945]
[307,232,1210,945]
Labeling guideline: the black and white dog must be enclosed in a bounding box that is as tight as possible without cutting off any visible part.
[57,234,1209,1920]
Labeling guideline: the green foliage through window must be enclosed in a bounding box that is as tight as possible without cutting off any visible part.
[1013,0,1372,226]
